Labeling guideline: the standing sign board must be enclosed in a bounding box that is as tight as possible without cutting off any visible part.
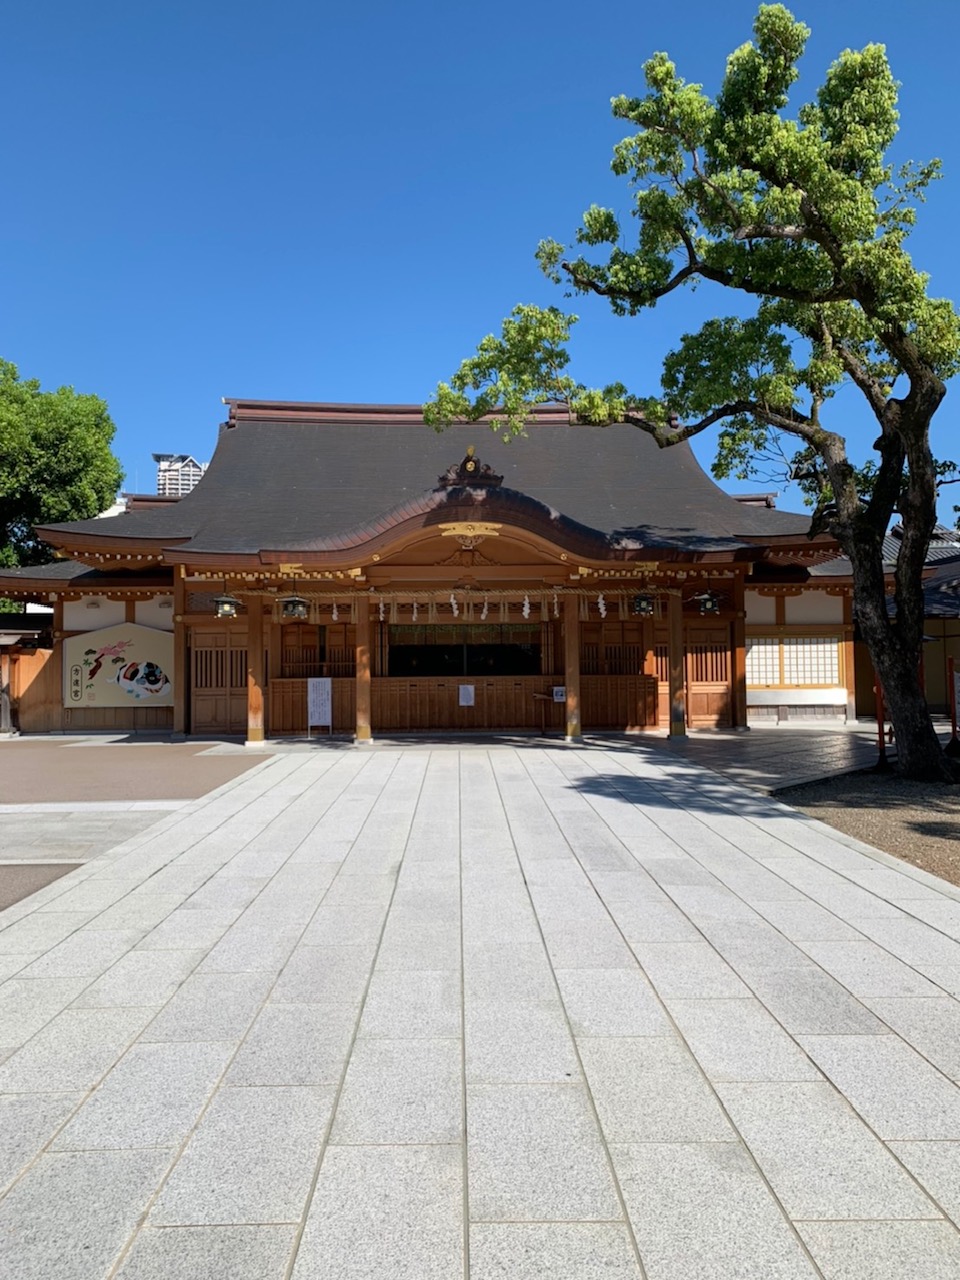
[307,677,333,735]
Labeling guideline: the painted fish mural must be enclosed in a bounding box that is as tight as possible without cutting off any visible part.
[113,660,171,699]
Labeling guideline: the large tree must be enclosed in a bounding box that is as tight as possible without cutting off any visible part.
[0,359,123,570]
[425,4,960,781]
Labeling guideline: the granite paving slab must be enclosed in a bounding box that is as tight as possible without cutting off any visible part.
[150,1085,335,1225]
[611,1141,818,1279]
[115,1225,297,1280]
[717,1080,942,1221]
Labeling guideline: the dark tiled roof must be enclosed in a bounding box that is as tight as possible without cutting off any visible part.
[36,404,814,557]
[812,524,960,580]
[0,560,106,582]
[808,556,853,578]
[0,561,170,589]
[922,554,960,618]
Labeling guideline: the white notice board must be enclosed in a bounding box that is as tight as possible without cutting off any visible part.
[552,686,566,703]
[307,677,333,729]
[459,685,475,707]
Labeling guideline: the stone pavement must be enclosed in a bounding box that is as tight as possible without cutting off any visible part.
[0,740,273,907]
[3,741,960,1278]
[651,722,886,793]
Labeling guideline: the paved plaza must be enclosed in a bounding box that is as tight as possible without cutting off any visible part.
[2,735,960,1277]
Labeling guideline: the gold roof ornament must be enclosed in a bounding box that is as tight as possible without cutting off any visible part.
[437,450,504,488]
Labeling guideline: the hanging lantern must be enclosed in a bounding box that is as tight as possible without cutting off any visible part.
[631,594,655,617]
[695,591,720,616]
[213,590,241,620]
[280,594,309,620]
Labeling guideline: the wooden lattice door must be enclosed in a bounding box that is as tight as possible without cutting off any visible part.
[190,627,248,733]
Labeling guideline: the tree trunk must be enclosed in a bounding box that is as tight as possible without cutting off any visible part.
[876,661,950,780]
[849,540,955,782]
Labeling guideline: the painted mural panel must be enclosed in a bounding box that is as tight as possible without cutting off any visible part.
[63,624,174,708]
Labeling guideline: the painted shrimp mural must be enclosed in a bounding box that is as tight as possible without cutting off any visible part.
[82,639,134,686]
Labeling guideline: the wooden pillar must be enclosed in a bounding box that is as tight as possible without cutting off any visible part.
[563,594,581,741]
[731,573,748,729]
[667,589,686,737]
[172,573,187,735]
[53,598,65,733]
[641,617,657,678]
[355,601,372,742]
[0,651,11,735]
[245,597,265,745]
[641,615,658,730]
[842,592,856,722]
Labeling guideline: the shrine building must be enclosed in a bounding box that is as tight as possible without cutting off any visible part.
[0,400,858,741]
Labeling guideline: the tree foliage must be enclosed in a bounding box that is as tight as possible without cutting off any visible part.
[0,359,123,568]
[426,4,960,779]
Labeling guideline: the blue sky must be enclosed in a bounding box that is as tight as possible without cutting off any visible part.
[3,1,959,519]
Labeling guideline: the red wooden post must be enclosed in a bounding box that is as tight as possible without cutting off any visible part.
[947,656,960,758]
[874,677,890,770]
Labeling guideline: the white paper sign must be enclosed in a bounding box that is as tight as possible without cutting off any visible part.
[459,685,475,707]
[552,686,566,703]
[307,677,332,727]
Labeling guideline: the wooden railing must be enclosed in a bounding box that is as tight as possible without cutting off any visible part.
[269,678,356,734]
[269,675,658,734]
[582,676,657,731]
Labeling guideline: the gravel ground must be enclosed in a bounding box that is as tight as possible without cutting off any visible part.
[779,770,960,888]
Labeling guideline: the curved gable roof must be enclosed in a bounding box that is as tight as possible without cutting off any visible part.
[38,402,815,557]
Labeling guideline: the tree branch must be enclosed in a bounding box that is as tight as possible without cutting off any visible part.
[863,431,906,534]
[835,343,888,423]
[610,399,826,449]
[561,258,855,308]
[734,224,810,241]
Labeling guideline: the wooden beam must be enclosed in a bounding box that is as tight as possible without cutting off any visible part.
[667,591,686,737]
[355,601,372,741]
[563,593,581,741]
[245,597,265,744]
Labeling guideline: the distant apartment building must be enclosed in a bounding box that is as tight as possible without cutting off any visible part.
[153,453,208,497]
